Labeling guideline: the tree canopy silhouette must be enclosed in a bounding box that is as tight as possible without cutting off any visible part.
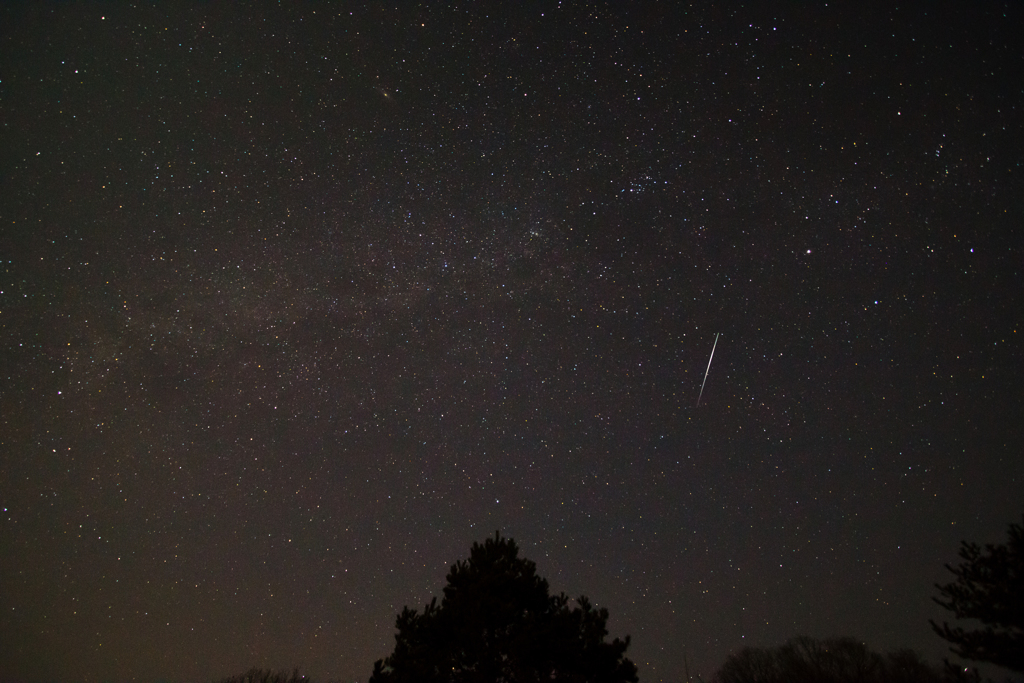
[369,531,639,683]
[711,636,970,683]
[931,515,1024,673]
[213,668,308,683]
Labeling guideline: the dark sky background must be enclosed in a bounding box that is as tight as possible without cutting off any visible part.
[1,2,1022,682]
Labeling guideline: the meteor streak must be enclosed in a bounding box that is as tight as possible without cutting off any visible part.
[696,333,720,407]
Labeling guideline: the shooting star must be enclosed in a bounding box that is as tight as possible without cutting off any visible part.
[696,333,720,407]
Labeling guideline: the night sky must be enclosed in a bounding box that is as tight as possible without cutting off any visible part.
[2,2,1023,682]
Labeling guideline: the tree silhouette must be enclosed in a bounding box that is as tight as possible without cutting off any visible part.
[711,636,966,683]
[369,531,638,683]
[213,668,308,683]
[931,515,1024,673]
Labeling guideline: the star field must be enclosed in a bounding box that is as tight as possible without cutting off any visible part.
[1,3,1022,682]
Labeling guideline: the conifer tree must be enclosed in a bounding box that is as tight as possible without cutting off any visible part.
[931,516,1024,673]
[370,532,638,683]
